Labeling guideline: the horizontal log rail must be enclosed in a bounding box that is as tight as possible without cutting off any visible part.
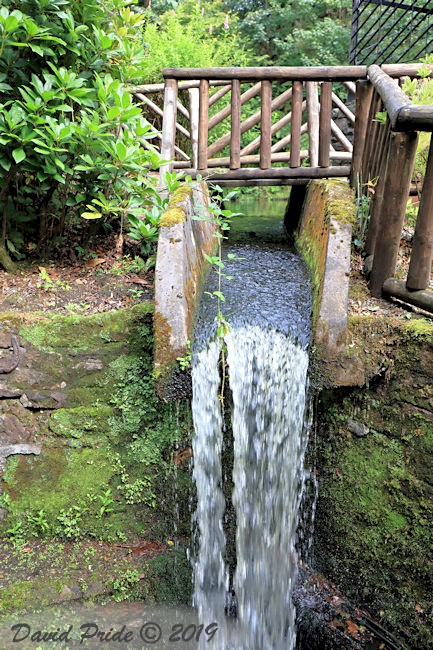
[354,66,433,310]
[162,63,433,82]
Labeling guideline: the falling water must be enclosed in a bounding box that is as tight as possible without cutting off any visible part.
[191,213,311,649]
[226,326,309,649]
[191,340,228,638]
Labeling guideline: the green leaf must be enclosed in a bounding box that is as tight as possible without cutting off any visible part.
[81,210,103,220]
[0,158,11,172]
[28,44,45,56]
[213,291,225,302]
[121,92,131,109]
[12,148,26,164]
[107,106,120,120]
[100,35,113,49]
[4,14,19,33]
[115,141,127,162]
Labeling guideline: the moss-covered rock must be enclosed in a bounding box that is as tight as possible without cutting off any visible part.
[48,406,113,447]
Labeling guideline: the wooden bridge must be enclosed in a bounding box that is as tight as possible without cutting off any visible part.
[135,63,433,310]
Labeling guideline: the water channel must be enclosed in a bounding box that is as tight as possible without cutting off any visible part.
[191,194,312,649]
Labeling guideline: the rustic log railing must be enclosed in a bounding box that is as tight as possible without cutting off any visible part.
[152,66,368,187]
[353,64,433,308]
[136,62,433,309]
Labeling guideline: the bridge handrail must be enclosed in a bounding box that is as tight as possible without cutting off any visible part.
[355,65,433,303]
[162,63,432,82]
[368,65,433,132]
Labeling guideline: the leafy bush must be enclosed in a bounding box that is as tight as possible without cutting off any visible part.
[0,0,161,267]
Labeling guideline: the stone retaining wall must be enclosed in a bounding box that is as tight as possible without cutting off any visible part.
[154,182,217,397]
[296,179,362,386]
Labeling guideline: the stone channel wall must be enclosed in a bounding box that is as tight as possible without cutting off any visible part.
[297,179,433,646]
[154,182,217,398]
[296,179,362,386]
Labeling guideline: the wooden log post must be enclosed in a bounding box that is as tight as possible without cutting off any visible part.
[307,82,319,167]
[370,117,387,181]
[361,90,381,182]
[260,80,272,169]
[351,80,373,185]
[159,78,178,190]
[198,80,209,171]
[291,81,303,168]
[230,79,241,170]
[188,87,200,169]
[406,137,433,290]
[369,130,418,297]
[365,122,390,256]
[319,81,332,168]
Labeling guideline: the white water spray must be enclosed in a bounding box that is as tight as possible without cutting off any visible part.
[192,325,309,649]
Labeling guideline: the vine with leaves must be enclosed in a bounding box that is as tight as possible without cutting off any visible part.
[192,180,241,403]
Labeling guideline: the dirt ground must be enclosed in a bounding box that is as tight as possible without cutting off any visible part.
[0,236,154,316]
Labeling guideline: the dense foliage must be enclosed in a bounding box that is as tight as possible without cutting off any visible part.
[0,0,165,268]
[204,0,350,66]
[141,0,251,81]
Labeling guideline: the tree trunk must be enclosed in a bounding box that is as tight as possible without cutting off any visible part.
[0,244,17,272]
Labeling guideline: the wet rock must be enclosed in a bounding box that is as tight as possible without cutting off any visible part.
[58,585,81,603]
[84,580,106,598]
[0,413,30,441]
[0,333,14,348]
[0,383,22,398]
[346,418,369,437]
[0,443,41,458]
[73,358,104,372]
[20,390,66,409]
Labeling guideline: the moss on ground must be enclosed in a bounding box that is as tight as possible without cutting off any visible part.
[48,406,113,446]
[19,303,153,354]
[1,300,194,548]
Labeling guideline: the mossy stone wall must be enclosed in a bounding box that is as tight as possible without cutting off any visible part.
[154,182,218,397]
[0,303,193,544]
[314,316,433,647]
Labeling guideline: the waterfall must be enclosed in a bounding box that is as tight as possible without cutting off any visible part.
[192,325,309,649]
[191,339,228,639]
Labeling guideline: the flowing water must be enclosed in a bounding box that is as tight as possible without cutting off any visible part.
[191,198,312,649]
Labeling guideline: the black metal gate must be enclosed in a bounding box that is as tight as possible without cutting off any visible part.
[350,0,433,65]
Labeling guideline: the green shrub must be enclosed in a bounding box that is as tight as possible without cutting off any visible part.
[0,0,161,266]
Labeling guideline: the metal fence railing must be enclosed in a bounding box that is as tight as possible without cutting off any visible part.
[350,0,433,65]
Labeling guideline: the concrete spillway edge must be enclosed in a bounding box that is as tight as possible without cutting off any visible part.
[154,182,218,399]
